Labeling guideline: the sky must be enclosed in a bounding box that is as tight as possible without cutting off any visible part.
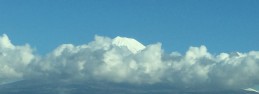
[1,0,259,93]
[0,0,259,54]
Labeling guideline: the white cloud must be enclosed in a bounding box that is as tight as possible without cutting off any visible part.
[0,34,35,84]
[1,34,259,90]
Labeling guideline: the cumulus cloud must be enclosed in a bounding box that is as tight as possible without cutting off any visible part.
[0,34,259,90]
[0,34,35,84]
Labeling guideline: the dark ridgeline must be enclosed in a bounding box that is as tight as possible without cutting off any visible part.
[0,80,258,94]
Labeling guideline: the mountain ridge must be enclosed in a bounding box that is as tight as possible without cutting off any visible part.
[1,80,259,94]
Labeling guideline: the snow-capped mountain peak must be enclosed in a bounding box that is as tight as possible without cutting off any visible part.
[112,36,145,54]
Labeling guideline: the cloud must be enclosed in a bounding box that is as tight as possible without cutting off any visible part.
[0,34,35,84]
[0,34,259,90]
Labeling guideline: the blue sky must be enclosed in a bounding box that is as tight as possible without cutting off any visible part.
[0,0,259,54]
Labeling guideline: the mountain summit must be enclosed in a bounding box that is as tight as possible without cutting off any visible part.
[112,36,145,54]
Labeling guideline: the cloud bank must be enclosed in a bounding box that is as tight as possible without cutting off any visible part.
[0,34,259,89]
